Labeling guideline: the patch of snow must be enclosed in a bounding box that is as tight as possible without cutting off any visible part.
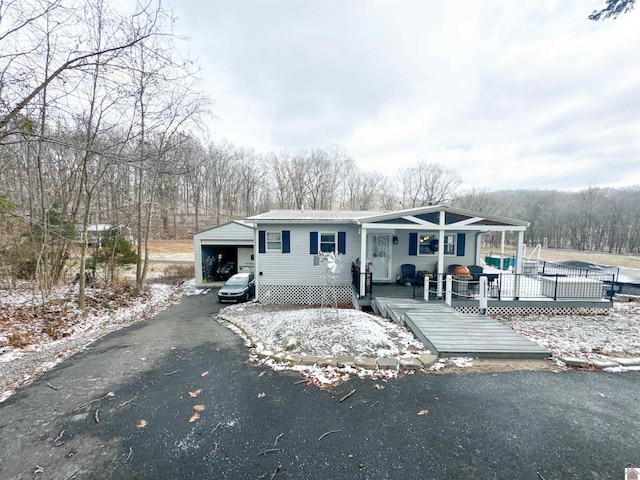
[221,304,425,358]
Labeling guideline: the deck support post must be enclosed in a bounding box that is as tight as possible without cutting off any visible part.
[445,274,452,306]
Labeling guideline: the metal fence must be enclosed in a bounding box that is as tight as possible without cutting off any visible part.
[351,268,372,299]
[448,272,615,301]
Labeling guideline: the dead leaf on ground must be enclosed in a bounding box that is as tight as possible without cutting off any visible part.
[189,412,200,423]
[596,391,607,398]
[200,371,209,377]
[193,404,205,412]
[188,389,202,398]
[417,409,429,416]
[136,419,147,429]
[373,384,385,390]
[258,371,265,377]
[257,392,266,398]
[34,465,45,474]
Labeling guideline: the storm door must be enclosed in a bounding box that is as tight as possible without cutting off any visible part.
[369,234,392,281]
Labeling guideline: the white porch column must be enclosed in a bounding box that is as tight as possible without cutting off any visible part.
[437,211,445,297]
[500,231,506,270]
[359,227,367,297]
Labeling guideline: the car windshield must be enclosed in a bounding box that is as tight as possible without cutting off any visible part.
[225,277,248,286]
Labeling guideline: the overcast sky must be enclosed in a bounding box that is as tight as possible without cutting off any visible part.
[167,0,640,192]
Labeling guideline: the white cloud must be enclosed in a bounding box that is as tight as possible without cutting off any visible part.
[170,0,640,191]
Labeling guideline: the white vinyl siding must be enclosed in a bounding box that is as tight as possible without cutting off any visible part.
[257,224,360,287]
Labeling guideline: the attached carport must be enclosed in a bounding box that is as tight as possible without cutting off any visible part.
[193,221,255,286]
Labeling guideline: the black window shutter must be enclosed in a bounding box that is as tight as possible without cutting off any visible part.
[409,232,417,256]
[310,231,318,254]
[338,232,346,254]
[456,233,466,257]
[282,230,290,253]
[258,230,266,254]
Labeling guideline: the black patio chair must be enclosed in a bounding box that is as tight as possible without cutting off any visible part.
[400,264,417,285]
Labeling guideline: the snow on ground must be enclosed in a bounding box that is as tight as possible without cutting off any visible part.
[492,300,640,360]
[3,275,640,399]
[221,303,425,358]
[0,280,192,403]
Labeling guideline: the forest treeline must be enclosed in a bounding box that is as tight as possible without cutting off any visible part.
[1,1,639,306]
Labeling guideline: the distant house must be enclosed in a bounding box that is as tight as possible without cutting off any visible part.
[245,205,529,305]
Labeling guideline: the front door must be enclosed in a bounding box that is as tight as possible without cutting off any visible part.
[369,234,392,281]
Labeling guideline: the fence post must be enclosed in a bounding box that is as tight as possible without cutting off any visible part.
[445,274,452,306]
[479,276,488,314]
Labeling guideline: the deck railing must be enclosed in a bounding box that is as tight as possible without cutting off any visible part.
[448,272,615,302]
[351,268,372,299]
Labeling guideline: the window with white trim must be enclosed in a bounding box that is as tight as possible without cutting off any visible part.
[320,232,336,253]
[418,232,455,255]
[266,231,282,252]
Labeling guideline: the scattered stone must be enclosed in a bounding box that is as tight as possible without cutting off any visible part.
[377,358,398,370]
[355,357,377,370]
[399,357,422,371]
[254,343,265,353]
[418,354,438,368]
[558,356,591,368]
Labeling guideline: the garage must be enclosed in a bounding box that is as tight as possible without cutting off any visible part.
[193,221,255,286]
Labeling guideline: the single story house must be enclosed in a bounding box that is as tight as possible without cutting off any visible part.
[245,205,529,304]
[193,221,255,284]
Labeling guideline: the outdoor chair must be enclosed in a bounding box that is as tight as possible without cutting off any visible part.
[400,264,417,285]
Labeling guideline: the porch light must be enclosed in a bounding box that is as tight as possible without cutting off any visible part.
[393,236,399,244]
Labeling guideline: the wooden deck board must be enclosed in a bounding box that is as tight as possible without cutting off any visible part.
[376,298,550,359]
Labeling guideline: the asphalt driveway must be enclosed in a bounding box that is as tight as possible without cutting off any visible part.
[0,288,638,479]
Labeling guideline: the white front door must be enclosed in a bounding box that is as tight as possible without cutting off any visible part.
[369,234,392,281]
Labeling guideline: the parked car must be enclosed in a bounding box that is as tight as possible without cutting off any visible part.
[217,272,255,303]
[215,263,234,281]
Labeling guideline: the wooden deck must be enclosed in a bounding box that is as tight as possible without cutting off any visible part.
[372,297,550,359]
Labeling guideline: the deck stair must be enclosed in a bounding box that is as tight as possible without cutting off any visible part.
[372,297,550,359]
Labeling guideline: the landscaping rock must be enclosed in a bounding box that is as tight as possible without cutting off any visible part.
[336,356,355,368]
[284,354,302,365]
[608,357,640,367]
[283,338,299,351]
[418,354,438,368]
[399,357,422,371]
[558,356,591,368]
[270,352,287,363]
[591,359,621,369]
[377,358,398,370]
[355,357,377,370]
[317,357,338,367]
[257,349,274,359]
[301,356,320,366]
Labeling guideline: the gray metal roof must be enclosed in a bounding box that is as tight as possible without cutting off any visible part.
[247,209,386,222]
